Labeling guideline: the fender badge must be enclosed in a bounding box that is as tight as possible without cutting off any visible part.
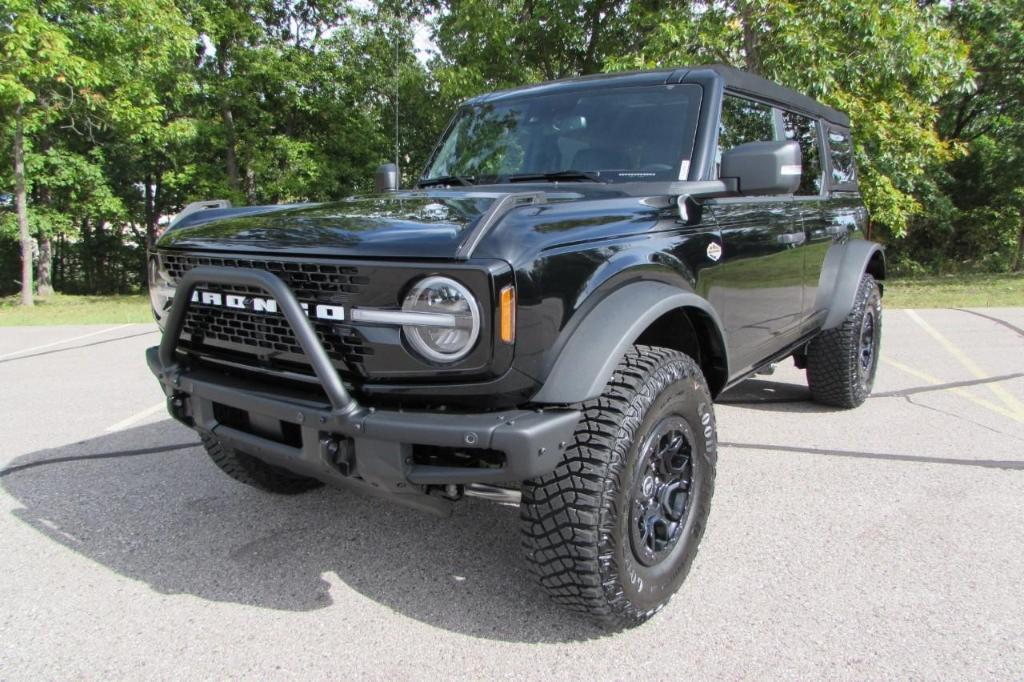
[706,242,723,262]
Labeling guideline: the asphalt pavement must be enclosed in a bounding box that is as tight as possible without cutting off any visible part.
[1,308,1022,679]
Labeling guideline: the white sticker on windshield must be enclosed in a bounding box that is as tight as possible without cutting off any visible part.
[678,160,691,181]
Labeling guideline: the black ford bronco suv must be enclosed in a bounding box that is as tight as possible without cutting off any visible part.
[147,65,883,628]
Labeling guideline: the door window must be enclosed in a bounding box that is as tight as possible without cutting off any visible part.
[717,96,775,176]
[782,111,823,195]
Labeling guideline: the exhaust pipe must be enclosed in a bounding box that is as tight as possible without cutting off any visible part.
[463,483,521,504]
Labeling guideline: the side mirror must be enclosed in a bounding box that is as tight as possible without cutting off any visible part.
[721,140,801,195]
[374,163,399,192]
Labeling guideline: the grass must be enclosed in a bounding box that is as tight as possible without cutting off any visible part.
[883,273,1024,308]
[0,273,1020,325]
[0,293,153,326]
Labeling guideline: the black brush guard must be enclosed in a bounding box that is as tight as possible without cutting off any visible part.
[147,266,580,516]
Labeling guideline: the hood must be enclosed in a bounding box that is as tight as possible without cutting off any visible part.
[157,193,503,259]
[156,186,671,259]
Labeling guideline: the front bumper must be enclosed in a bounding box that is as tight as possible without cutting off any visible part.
[148,265,579,515]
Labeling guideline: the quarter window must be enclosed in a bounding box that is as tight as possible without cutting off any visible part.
[783,111,822,195]
[827,130,856,186]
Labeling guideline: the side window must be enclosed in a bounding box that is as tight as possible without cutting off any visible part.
[782,111,822,195]
[718,96,775,152]
[827,129,856,186]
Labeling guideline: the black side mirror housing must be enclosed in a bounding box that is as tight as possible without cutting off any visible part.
[374,163,399,192]
[721,140,802,196]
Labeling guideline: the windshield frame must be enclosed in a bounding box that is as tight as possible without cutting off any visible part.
[419,83,704,187]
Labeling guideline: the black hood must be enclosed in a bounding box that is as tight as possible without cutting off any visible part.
[158,193,503,259]
[156,186,667,259]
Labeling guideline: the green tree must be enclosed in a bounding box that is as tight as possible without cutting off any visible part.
[1,0,97,303]
[605,0,969,240]
[1,0,193,302]
[939,0,1024,271]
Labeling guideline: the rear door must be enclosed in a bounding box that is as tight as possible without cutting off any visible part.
[801,125,868,331]
[704,95,805,375]
[779,110,830,331]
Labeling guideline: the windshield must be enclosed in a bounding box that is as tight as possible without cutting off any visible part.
[422,84,702,185]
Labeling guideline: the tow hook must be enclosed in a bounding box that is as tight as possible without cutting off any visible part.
[321,437,354,476]
[168,392,193,425]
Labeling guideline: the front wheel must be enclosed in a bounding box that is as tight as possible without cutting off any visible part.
[201,434,324,494]
[520,345,717,629]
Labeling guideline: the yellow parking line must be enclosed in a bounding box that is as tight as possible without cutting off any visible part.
[882,357,1024,423]
[904,309,1024,419]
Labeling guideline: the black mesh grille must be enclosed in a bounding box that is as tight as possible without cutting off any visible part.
[162,253,370,303]
[164,253,374,376]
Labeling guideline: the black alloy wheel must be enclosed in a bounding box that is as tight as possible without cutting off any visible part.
[629,417,696,567]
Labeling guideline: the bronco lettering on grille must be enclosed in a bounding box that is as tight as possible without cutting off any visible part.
[190,289,345,322]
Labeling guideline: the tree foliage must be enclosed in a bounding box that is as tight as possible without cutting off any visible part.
[2,0,1022,300]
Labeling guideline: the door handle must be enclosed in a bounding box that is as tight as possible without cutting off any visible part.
[777,232,807,246]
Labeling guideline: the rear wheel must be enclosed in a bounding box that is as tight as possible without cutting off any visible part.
[201,434,323,494]
[806,273,882,408]
[520,345,717,628]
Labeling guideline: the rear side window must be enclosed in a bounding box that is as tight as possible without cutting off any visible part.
[827,130,856,186]
[782,111,822,196]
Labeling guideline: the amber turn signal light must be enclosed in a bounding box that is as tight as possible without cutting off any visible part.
[499,285,515,344]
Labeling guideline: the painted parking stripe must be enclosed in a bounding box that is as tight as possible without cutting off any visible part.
[905,309,1024,419]
[0,324,134,361]
[883,357,1024,424]
[104,401,169,432]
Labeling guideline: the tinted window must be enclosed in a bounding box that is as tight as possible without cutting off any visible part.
[424,84,702,184]
[828,130,855,185]
[783,111,822,195]
[718,96,774,151]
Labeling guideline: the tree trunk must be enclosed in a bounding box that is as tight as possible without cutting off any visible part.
[217,38,241,194]
[37,234,54,296]
[1013,221,1024,273]
[13,105,33,306]
[738,1,762,74]
[222,105,240,192]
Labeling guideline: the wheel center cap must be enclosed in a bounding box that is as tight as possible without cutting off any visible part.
[642,475,656,498]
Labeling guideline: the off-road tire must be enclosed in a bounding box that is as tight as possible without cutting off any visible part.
[806,273,882,408]
[201,433,323,494]
[520,345,717,629]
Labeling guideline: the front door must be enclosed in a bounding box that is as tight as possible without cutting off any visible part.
[701,94,805,376]
[705,198,806,374]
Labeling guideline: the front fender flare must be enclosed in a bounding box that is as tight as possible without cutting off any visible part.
[531,282,727,404]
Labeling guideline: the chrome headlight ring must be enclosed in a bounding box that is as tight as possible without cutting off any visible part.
[398,276,481,363]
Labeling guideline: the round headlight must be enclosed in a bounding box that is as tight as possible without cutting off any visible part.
[148,257,176,329]
[402,276,480,363]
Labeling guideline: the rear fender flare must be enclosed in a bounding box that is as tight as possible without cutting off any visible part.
[820,240,885,330]
[531,282,727,404]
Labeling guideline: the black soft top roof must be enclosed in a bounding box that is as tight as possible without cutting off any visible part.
[466,64,851,128]
[705,65,850,127]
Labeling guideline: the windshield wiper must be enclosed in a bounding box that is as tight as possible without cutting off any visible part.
[418,175,476,188]
[505,170,609,184]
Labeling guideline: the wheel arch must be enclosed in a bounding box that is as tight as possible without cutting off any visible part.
[530,282,729,404]
[821,240,886,330]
